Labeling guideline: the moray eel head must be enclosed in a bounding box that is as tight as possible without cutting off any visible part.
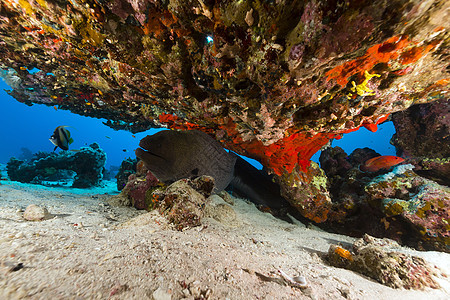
[135,132,175,182]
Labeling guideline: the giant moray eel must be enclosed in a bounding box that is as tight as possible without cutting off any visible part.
[135,130,289,210]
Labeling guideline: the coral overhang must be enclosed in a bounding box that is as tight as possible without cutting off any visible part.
[0,0,448,221]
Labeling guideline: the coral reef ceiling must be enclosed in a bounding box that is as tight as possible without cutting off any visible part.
[0,0,448,176]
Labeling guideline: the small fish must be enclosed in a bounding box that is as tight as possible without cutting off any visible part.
[105,136,111,139]
[132,135,136,138]
[122,149,128,152]
[360,155,405,172]
[49,126,73,151]
[53,105,58,110]
[9,262,24,272]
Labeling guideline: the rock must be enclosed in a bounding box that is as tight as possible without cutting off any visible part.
[107,193,131,207]
[157,176,213,231]
[115,158,138,191]
[121,171,162,210]
[23,204,50,221]
[390,99,450,186]
[365,164,450,252]
[320,144,450,252]
[403,156,450,186]
[204,195,239,227]
[391,99,449,159]
[121,163,216,229]
[319,146,354,178]
[188,175,216,198]
[152,287,171,300]
[276,162,332,223]
[327,234,442,290]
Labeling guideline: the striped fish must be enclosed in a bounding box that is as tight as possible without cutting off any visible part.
[49,126,73,151]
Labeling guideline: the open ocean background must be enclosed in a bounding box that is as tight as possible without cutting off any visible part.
[0,78,396,172]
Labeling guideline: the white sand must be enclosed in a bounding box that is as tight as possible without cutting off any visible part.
[0,180,449,299]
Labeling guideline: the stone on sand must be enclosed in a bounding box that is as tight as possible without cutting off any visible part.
[23,204,50,221]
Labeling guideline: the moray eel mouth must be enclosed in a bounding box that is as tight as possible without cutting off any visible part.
[135,146,166,161]
[135,137,168,164]
[135,146,167,162]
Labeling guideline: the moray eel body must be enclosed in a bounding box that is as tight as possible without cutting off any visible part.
[135,130,289,211]
[135,130,236,192]
[229,156,290,210]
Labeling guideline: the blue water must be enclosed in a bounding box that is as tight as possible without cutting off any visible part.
[0,79,395,172]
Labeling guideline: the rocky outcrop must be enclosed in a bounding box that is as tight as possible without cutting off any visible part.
[327,234,443,289]
[6,143,106,188]
[121,169,215,230]
[391,99,450,186]
[320,146,450,253]
[0,1,448,222]
[115,158,138,191]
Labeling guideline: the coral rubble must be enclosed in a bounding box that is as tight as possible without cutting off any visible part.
[327,234,442,289]
[0,1,448,223]
[6,143,106,188]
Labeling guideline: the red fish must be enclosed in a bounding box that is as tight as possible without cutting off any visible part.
[361,156,405,172]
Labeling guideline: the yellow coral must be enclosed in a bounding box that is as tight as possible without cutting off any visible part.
[351,70,381,96]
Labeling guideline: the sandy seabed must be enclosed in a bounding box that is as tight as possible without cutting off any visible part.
[0,180,449,300]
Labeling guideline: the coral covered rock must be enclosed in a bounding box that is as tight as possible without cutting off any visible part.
[391,99,449,159]
[391,99,450,186]
[321,145,450,252]
[366,165,450,252]
[157,176,214,231]
[121,171,162,210]
[115,158,138,191]
[327,234,442,289]
[121,166,215,230]
[276,162,331,223]
[6,143,106,188]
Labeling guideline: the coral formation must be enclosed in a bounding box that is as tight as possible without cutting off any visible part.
[115,157,138,191]
[6,143,106,188]
[0,1,448,223]
[121,170,163,210]
[320,146,450,252]
[120,160,216,230]
[365,166,450,252]
[327,234,442,289]
[276,161,332,223]
[157,176,215,231]
[391,98,450,186]
[391,98,449,159]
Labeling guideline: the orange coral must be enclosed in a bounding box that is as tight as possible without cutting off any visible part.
[325,34,441,87]
[326,35,409,86]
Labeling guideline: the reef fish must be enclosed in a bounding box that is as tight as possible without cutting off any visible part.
[361,155,405,172]
[136,130,236,192]
[49,126,73,151]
